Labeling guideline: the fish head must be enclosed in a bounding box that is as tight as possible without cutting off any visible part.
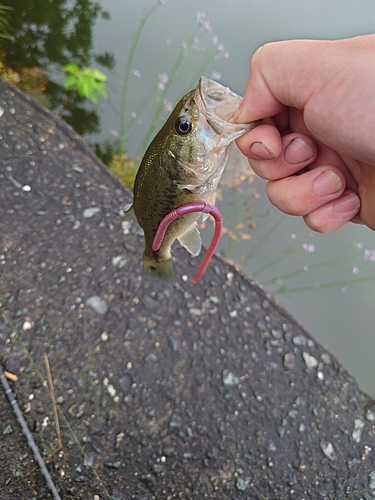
[197,76,259,146]
[163,77,259,185]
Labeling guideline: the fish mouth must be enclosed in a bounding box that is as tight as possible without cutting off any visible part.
[198,76,260,136]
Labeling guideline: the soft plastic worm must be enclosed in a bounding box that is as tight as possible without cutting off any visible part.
[152,201,223,283]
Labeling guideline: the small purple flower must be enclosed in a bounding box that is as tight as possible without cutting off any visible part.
[196,11,206,25]
[303,243,315,253]
[210,71,222,81]
[204,21,213,33]
[132,69,142,78]
[364,249,375,261]
[157,72,169,91]
[109,128,119,137]
[163,98,173,112]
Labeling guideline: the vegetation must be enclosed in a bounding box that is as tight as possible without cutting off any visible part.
[62,63,107,103]
[0,0,114,135]
[0,4,13,41]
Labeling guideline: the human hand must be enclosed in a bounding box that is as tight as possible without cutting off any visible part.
[235,35,375,232]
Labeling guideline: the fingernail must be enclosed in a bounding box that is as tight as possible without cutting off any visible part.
[284,137,314,164]
[250,141,275,159]
[312,169,343,197]
[333,193,361,213]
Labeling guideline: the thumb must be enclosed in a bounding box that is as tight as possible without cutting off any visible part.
[235,39,347,123]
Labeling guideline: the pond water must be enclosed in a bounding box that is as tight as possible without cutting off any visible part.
[91,0,375,397]
[5,0,375,395]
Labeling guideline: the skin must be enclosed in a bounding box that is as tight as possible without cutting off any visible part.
[132,77,253,280]
[235,35,375,233]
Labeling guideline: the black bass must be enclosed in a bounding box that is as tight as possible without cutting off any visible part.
[131,76,259,280]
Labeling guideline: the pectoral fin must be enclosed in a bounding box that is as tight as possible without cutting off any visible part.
[177,223,202,257]
[124,203,135,215]
[201,192,216,222]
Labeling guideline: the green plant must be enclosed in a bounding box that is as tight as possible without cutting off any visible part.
[62,63,107,103]
[0,4,14,41]
[118,4,231,157]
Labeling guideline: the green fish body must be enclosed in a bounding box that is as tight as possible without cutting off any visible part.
[132,77,258,280]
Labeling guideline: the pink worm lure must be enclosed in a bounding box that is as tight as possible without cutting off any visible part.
[152,202,223,283]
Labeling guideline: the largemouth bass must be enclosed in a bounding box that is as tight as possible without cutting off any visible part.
[131,77,258,281]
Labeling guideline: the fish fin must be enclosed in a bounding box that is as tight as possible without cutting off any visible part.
[207,192,216,205]
[177,223,202,257]
[125,203,135,215]
[201,193,216,222]
[143,256,175,281]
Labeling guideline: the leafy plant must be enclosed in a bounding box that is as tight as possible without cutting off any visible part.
[0,0,113,135]
[108,154,138,191]
[62,63,107,103]
[0,4,14,41]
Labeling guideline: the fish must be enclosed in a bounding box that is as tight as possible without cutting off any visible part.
[131,76,259,281]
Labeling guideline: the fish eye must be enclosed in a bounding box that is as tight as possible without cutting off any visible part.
[175,116,192,135]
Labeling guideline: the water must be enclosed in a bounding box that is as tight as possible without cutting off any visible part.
[88,0,375,395]
[7,0,375,395]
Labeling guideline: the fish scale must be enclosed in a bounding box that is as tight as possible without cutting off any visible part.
[130,77,259,281]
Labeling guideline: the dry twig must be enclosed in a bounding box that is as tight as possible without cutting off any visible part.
[0,362,62,500]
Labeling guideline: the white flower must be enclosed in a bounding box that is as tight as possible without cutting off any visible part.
[302,243,315,253]
[132,69,142,78]
[204,21,212,33]
[157,72,169,91]
[196,11,206,25]
[210,71,222,81]
[364,249,375,261]
[163,98,173,112]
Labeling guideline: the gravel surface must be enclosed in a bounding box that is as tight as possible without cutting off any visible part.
[1,79,375,499]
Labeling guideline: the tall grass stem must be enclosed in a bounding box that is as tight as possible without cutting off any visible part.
[119,1,162,153]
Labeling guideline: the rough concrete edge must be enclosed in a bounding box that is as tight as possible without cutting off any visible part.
[2,79,126,192]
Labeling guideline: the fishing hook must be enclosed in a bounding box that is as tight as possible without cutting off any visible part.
[152,201,223,283]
